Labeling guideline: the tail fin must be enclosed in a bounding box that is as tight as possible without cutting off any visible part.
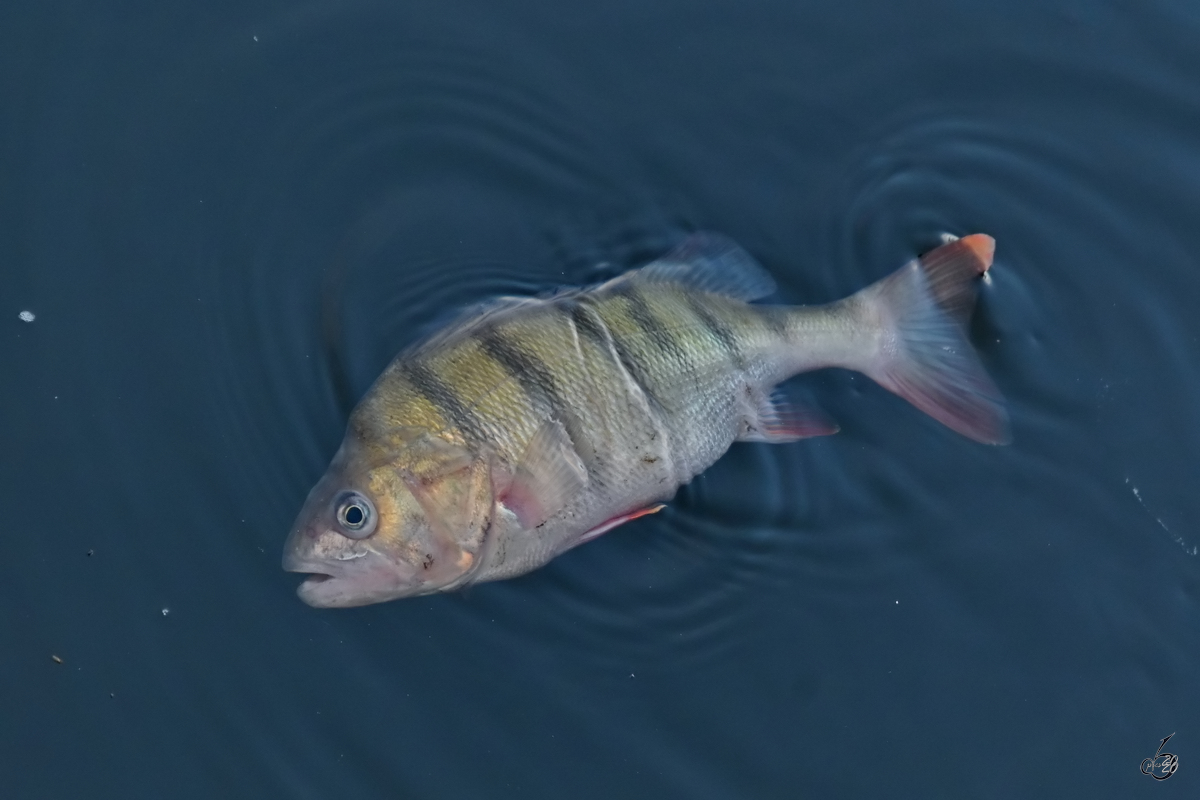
[857,234,1010,444]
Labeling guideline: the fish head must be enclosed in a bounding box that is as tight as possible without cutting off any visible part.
[283,427,494,608]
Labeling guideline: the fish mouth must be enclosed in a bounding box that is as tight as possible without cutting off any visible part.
[281,554,340,581]
[282,556,350,605]
[291,568,358,608]
[283,552,420,608]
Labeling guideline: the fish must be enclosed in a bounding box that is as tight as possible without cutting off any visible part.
[283,232,1008,607]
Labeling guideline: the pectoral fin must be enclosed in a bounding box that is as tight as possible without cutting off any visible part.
[500,418,589,529]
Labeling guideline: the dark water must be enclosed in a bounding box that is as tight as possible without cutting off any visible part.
[4,1,1199,797]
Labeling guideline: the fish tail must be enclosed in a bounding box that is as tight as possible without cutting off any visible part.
[849,234,1010,444]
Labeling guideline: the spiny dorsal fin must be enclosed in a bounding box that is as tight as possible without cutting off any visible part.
[405,233,772,359]
[404,296,547,358]
[622,232,777,301]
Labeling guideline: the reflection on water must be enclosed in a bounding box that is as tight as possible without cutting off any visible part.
[5,1,1200,798]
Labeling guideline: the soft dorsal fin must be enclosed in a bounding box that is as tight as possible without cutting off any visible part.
[624,232,777,301]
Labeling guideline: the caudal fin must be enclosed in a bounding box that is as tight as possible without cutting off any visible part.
[857,234,1010,444]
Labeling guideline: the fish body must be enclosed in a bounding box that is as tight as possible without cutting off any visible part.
[284,233,1007,607]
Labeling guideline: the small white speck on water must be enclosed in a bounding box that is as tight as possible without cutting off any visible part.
[161,607,170,616]
[895,600,899,605]
[18,310,35,322]
[1126,477,1197,556]
[630,673,635,678]
[253,34,259,41]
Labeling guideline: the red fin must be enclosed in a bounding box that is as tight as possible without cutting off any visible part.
[578,504,666,544]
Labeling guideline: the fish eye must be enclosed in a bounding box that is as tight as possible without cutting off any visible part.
[334,492,377,539]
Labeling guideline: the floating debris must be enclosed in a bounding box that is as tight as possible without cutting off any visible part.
[161,607,170,616]
[51,655,63,664]
[18,310,34,322]
[1127,478,1197,556]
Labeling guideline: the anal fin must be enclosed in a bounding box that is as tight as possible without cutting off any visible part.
[738,388,839,443]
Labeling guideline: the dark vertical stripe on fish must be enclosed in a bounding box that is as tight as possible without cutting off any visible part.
[611,283,695,370]
[401,361,490,444]
[475,324,596,467]
[763,306,791,340]
[560,297,608,350]
[683,293,746,370]
[559,297,667,411]
[475,327,562,413]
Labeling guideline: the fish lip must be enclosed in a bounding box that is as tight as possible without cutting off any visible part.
[281,552,339,578]
[283,550,421,608]
[291,567,357,608]
[282,555,346,594]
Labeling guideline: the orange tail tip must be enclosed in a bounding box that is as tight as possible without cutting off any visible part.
[916,233,997,327]
[934,232,994,272]
[959,234,995,272]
